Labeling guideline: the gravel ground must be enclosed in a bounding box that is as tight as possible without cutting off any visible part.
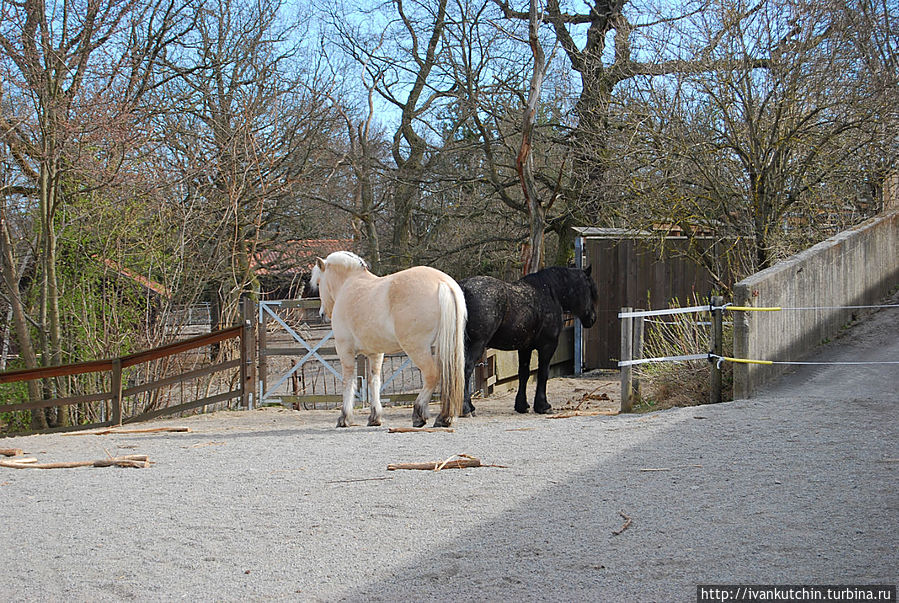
[1,302,896,602]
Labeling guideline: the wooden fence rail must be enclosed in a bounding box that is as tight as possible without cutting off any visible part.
[0,323,251,434]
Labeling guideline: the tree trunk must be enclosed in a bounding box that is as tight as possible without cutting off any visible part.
[389,172,419,271]
[0,208,47,430]
[40,154,70,427]
[354,165,381,274]
[518,0,549,274]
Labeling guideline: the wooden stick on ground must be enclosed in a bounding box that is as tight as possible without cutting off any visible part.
[63,426,191,436]
[0,455,151,469]
[0,448,23,457]
[387,454,506,472]
[612,511,632,536]
[387,427,455,433]
[638,464,703,472]
[326,476,395,484]
[548,410,619,419]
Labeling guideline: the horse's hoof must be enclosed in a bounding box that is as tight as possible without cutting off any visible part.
[432,416,452,428]
[336,416,351,428]
[514,404,529,414]
[412,418,426,428]
[368,418,382,427]
[461,410,476,418]
[534,405,552,414]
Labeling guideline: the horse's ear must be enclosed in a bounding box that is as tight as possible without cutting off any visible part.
[315,257,326,271]
[584,265,592,277]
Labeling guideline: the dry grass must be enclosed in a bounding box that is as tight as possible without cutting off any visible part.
[633,299,732,412]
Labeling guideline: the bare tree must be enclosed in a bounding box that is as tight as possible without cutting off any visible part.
[330,0,482,271]
[154,0,342,322]
[517,0,551,273]
[620,0,897,271]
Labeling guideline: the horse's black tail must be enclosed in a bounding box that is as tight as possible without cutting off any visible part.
[436,279,467,424]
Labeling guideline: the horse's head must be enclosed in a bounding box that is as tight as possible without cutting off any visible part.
[573,265,599,328]
[309,251,369,319]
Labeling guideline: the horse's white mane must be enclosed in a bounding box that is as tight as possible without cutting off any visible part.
[324,250,369,272]
[310,250,368,291]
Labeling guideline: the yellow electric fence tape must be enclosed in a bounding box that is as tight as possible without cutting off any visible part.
[718,356,773,365]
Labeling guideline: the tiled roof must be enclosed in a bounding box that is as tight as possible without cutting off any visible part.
[251,239,355,276]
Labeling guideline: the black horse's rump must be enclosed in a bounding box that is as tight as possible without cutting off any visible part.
[460,266,599,416]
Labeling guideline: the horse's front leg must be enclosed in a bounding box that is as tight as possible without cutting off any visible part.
[514,349,532,413]
[533,341,558,414]
[337,352,357,428]
[367,353,384,426]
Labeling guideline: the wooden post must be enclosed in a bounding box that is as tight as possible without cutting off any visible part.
[620,307,633,413]
[710,295,724,404]
[574,236,584,375]
[110,358,123,426]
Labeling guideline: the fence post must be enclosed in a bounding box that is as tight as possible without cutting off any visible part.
[356,355,368,407]
[240,298,256,409]
[574,235,584,375]
[620,307,633,413]
[710,295,724,404]
[111,358,123,426]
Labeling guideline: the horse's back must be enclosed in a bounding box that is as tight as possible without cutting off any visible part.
[461,275,551,350]
[386,266,455,317]
[460,276,507,333]
[337,265,459,353]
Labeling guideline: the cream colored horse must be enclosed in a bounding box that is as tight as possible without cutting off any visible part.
[310,251,467,428]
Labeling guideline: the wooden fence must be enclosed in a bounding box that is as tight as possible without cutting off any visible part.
[0,322,253,435]
[473,325,574,398]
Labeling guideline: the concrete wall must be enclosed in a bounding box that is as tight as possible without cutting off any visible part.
[733,210,899,398]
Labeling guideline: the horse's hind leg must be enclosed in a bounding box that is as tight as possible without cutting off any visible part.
[406,347,438,428]
[533,341,558,414]
[462,340,486,418]
[367,353,384,426]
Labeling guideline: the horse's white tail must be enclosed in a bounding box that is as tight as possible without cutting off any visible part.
[436,279,467,424]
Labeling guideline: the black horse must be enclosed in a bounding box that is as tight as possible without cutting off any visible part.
[460,266,599,416]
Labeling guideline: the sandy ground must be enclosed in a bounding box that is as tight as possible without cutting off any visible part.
[1,304,896,601]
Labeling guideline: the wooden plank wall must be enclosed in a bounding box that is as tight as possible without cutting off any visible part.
[585,237,726,369]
